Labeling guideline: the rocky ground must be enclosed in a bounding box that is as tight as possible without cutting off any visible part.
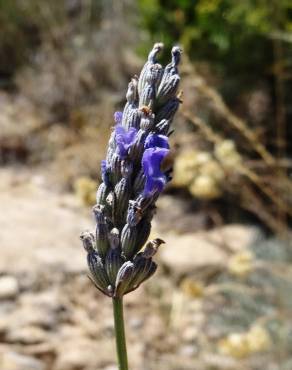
[0,166,285,370]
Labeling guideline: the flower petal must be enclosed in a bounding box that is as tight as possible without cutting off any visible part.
[114,111,123,124]
[144,134,169,150]
[142,147,169,196]
[115,125,138,158]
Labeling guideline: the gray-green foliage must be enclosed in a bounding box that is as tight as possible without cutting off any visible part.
[208,236,292,366]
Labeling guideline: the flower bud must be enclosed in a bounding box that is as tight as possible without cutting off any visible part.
[115,261,134,297]
[122,106,141,130]
[92,204,106,223]
[109,153,122,184]
[128,130,148,163]
[142,238,165,258]
[113,178,131,226]
[93,205,110,258]
[101,160,111,187]
[126,200,143,227]
[157,74,180,104]
[87,252,110,293]
[105,248,124,285]
[80,230,95,253]
[126,77,138,104]
[121,160,133,178]
[138,43,164,95]
[144,64,163,89]
[121,223,138,259]
[96,182,109,206]
[130,255,157,289]
[139,83,155,109]
[136,194,154,212]
[133,170,145,194]
[140,112,155,131]
[155,119,170,135]
[149,42,164,62]
[109,228,120,249]
[108,130,116,147]
[171,45,182,66]
[134,219,152,254]
[155,97,181,123]
[105,132,116,164]
[106,191,114,207]
[158,46,182,90]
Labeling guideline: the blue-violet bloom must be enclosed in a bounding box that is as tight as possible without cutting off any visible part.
[142,147,169,197]
[144,133,169,150]
[115,124,137,158]
[114,111,123,124]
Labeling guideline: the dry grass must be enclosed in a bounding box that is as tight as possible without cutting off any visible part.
[179,56,291,236]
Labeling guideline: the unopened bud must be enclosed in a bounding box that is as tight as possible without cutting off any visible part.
[93,205,110,257]
[142,238,165,258]
[96,182,109,206]
[80,230,95,253]
[121,223,138,259]
[109,228,120,249]
[105,248,124,285]
[140,112,155,131]
[130,255,157,289]
[87,252,110,293]
[115,261,134,297]
[126,200,143,227]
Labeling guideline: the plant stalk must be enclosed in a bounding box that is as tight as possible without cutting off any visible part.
[112,297,129,370]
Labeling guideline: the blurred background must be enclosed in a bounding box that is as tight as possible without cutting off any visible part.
[0,0,292,369]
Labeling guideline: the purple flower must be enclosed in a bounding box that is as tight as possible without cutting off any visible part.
[144,134,169,150]
[142,147,169,197]
[114,111,123,124]
[115,125,137,158]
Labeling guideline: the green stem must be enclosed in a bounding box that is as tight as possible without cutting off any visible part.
[112,297,129,370]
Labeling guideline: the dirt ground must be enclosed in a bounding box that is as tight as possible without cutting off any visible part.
[0,166,266,370]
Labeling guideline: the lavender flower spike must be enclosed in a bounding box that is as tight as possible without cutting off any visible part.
[81,43,182,299]
[81,43,182,370]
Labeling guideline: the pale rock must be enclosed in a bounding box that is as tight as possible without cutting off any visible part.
[22,342,56,357]
[0,351,45,370]
[55,338,113,370]
[17,290,62,329]
[154,195,207,233]
[0,180,88,275]
[179,344,196,357]
[159,232,226,275]
[5,304,56,331]
[58,324,88,340]
[182,326,200,341]
[202,353,240,369]
[129,317,144,329]
[207,224,260,253]
[6,326,48,345]
[0,276,19,300]
[0,290,61,343]
[159,224,259,275]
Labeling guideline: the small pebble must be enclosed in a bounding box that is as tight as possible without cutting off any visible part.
[1,351,45,370]
[0,276,19,300]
